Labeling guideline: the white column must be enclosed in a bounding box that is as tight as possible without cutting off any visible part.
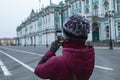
[87,0,92,41]
[68,6,71,16]
[89,0,92,13]
[67,2,71,16]
[59,12,62,28]
[110,0,115,40]
[110,16,115,40]
[109,0,114,10]
[87,21,92,41]
[98,0,102,16]
[81,0,85,16]
[114,0,117,12]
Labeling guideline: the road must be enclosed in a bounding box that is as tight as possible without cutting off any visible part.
[0,46,120,80]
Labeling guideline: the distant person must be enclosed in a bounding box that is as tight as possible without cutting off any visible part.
[34,13,95,80]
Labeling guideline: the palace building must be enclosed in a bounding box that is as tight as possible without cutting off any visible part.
[16,0,120,46]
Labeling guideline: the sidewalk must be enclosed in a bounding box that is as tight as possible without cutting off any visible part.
[94,46,120,50]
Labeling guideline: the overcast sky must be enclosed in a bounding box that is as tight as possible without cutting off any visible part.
[0,0,63,38]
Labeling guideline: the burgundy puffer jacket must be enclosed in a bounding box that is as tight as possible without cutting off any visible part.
[34,40,95,80]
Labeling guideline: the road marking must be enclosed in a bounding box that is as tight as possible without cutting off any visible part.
[1,47,43,56]
[0,47,114,71]
[0,59,12,76]
[95,65,114,71]
[0,50,34,72]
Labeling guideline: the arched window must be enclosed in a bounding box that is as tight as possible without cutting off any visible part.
[103,0,109,11]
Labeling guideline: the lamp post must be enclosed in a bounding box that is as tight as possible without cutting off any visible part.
[109,15,113,50]
[106,10,114,49]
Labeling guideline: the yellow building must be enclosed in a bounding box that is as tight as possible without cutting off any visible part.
[0,38,13,46]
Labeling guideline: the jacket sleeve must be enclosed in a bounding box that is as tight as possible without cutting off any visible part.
[38,50,56,64]
[34,50,57,79]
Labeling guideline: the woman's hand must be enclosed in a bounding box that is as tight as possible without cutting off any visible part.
[49,40,60,53]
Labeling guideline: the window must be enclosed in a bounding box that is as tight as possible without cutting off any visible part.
[25,28,27,34]
[46,16,47,25]
[117,1,120,12]
[79,1,81,7]
[76,2,78,8]
[21,31,22,35]
[72,4,74,10]
[118,26,120,31]
[66,11,68,16]
[93,9,98,16]
[104,1,109,11]
[86,0,89,4]
[55,13,59,26]
[86,8,89,14]
[118,26,120,38]
[79,10,81,13]
[48,15,50,22]
[106,26,109,39]
[30,26,33,32]
[105,5,109,11]
[74,3,76,9]
[30,26,33,29]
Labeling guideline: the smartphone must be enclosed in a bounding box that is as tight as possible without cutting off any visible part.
[56,31,64,44]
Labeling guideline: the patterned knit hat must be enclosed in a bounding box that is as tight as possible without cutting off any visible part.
[62,13,90,40]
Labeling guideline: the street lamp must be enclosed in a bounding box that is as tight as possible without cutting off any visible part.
[105,10,114,49]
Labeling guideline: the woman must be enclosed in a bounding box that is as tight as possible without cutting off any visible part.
[34,13,95,80]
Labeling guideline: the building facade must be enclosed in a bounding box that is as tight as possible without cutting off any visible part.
[16,0,120,46]
[16,9,39,46]
[0,38,13,46]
